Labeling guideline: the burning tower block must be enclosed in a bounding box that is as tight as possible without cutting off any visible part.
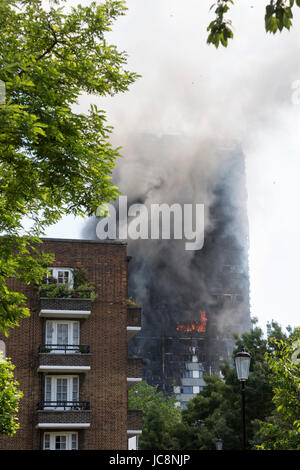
[82,134,251,406]
[125,135,251,404]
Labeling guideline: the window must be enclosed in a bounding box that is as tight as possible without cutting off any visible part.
[45,320,79,353]
[182,386,193,394]
[44,375,79,409]
[0,340,5,360]
[182,370,193,378]
[43,432,78,450]
[223,294,233,305]
[46,268,73,287]
[57,270,69,284]
[222,265,243,274]
[182,369,203,378]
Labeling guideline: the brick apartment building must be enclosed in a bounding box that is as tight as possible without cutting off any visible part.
[0,238,142,450]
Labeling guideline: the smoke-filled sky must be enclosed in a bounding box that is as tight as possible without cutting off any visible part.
[45,0,300,332]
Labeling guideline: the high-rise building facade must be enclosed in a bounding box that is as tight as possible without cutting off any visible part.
[0,238,142,450]
[127,148,251,404]
[81,135,251,408]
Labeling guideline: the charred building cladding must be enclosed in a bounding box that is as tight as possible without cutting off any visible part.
[83,133,251,405]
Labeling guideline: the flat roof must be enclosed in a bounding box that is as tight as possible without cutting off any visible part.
[40,237,127,245]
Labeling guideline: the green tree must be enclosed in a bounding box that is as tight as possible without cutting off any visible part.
[254,328,300,450]
[128,380,182,450]
[0,356,23,436]
[207,0,298,48]
[173,319,293,450]
[172,374,241,450]
[0,0,138,333]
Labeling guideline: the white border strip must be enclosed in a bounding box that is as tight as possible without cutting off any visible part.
[127,378,142,382]
[37,423,90,429]
[38,366,91,372]
[40,310,90,316]
[127,430,142,435]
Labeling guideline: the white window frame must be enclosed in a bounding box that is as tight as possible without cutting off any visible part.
[43,432,78,450]
[44,375,79,410]
[46,268,73,287]
[45,320,80,353]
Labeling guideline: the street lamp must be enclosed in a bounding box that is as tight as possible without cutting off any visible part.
[235,345,251,450]
[215,438,223,450]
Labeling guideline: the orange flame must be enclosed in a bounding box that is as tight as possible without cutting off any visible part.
[176,310,208,333]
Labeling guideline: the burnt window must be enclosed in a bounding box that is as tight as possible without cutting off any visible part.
[182,370,193,378]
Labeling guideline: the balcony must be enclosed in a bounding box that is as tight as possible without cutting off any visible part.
[127,409,142,437]
[38,345,91,373]
[127,358,142,390]
[36,401,91,429]
[39,293,92,318]
[127,307,142,341]
[180,377,206,387]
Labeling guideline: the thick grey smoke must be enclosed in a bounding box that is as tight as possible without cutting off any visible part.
[82,133,250,336]
[77,0,300,373]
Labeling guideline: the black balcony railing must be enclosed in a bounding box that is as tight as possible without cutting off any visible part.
[39,344,90,354]
[38,401,90,411]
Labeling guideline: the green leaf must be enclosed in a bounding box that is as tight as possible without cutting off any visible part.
[0,0,138,333]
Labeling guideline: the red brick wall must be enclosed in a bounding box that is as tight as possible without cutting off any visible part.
[127,358,142,378]
[0,239,129,450]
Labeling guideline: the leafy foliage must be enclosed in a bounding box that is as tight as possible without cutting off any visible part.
[128,322,298,450]
[207,0,234,48]
[0,236,54,335]
[172,320,296,450]
[0,357,23,436]
[38,282,95,300]
[128,381,182,450]
[127,297,140,308]
[0,0,138,333]
[265,0,294,34]
[207,0,300,48]
[254,328,300,449]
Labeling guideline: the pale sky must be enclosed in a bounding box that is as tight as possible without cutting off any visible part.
[45,0,300,333]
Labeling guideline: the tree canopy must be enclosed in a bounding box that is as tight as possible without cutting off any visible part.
[130,320,299,450]
[128,380,182,450]
[0,0,138,333]
[173,320,300,450]
[254,328,300,450]
[0,357,22,436]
